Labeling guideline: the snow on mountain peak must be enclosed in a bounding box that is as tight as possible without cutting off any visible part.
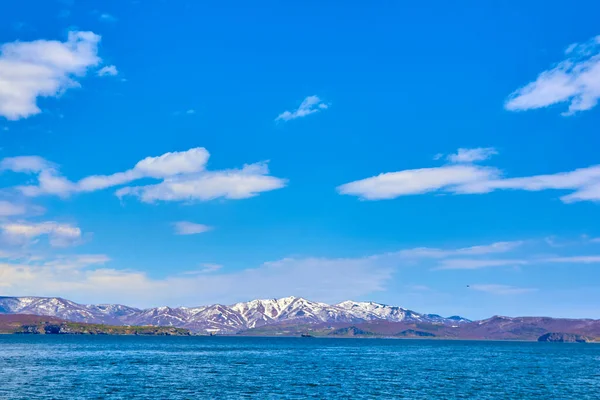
[0,295,468,333]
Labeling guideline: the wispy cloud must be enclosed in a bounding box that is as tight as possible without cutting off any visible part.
[0,156,53,173]
[505,34,600,115]
[275,95,328,122]
[172,109,196,116]
[470,284,537,295]
[0,31,102,120]
[0,253,393,307]
[338,164,500,200]
[397,241,524,259]
[116,161,286,203]
[97,65,118,77]
[182,263,223,274]
[435,259,528,270]
[394,241,531,271]
[337,148,600,203]
[173,221,212,235]
[543,256,600,264]
[1,237,598,306]
[1,221,82,247]
[0,201,26,217]
[1,147,287,203]
[99,13,117,23]
[446,147,497,163]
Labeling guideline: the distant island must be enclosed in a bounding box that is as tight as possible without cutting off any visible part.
[0,296,598,342]
[0,314,191,336]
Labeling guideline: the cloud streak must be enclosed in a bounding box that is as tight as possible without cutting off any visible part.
[506,34,600,115]
[396,241,524,258]
[435,259,528,270]
[1,147,287,203]
[116,161,286,203]
[447,147,497,163]
[276,95,328,121]
[173,221,212,235]
[1,237,598,306]
[470,284,537,295]
[1,221,81,247]
[0,253,393,307]
[0,201,26,217]
[337,148,600,203]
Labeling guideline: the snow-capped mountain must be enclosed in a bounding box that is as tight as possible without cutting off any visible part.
[0,295,469,333]
[336,300,417,322]
[0,296,139,324]
[231,297,360,328]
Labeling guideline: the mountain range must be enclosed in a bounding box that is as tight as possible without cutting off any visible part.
[0,296,468,333]
[1,295,598,341]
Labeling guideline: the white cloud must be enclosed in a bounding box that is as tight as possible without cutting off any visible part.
[1,147,286,203]
[397,241,524,258]
[117,161,286,203]
[131,147,209,178]
[543,256,600,264]
[435,259,528,270]
[470,284,537,295]
[199,263,223,273]
[0,31,102,120]
[392,241,531,270]
[0,155,53,173]
[398,240,600,270]
[0,201,26,217]
[43,254,110,269]
[97,65,118,77]
[1,221,81,247]
[182,263,223,274]
[0,237,595,306]
[0,253,393,307]
[275,95,328,121]
[446,147,497,163]
[505,35,600,115]
[99,13,117,23]
[337,164,500,200]
[337,148,600,203]
[7,148,209,195]
[173,221,212,235]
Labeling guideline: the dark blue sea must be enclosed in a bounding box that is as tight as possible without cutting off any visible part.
[1,336,599,399]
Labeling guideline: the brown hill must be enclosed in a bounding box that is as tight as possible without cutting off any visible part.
[0,314,191,336]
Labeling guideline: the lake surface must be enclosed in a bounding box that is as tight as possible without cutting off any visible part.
[1,336,599,399]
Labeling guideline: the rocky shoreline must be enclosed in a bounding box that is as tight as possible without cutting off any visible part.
[0,315,191,336]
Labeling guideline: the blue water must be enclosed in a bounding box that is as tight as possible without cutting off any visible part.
[1,336,599,399]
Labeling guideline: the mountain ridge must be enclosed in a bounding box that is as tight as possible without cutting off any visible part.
[3,295,599,341]
[0,295,468,333]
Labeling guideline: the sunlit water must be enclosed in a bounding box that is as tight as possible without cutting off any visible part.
[1,335,599,399]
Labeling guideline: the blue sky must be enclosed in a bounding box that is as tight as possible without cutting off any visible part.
[1,1,600,319]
